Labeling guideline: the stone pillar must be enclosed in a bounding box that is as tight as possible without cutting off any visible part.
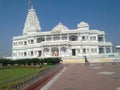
[52,35,53,41]
[80,37,82,54]
[110,47,112,53]
[96,35,98,41]
[60,34,61,41]
[77,33,79,41]
[34,37,37,43]
[104,46,106,54]
[45,35,46,42]
[67,34,69,41]
[49,46,51,56]
[97,47,99,54]
[66,45,68,56]
[41,47,43,57]
[103,36,105,42]
[59,45,60,56]
[50,46,53,56]
[36,50,38,57]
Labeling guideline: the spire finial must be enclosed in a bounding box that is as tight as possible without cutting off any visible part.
[31,5,34,9]
[28,0,31,9]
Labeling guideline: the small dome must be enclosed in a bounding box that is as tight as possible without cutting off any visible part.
[51,23,69,33]
[115,46,120,48]
[77,21,89,28]
[77,21,89,30]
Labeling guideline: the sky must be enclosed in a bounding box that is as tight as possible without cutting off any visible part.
[0,0,120,57]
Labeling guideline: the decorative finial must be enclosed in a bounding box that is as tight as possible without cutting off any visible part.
[59,22,62,25]
[31,5,34,9]
[28,0,31,9]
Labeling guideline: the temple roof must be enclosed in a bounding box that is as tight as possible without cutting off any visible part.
[51,23,69,33]
[23,6,41,35]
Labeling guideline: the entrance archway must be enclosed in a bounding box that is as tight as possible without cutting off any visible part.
[43,48,49,56]
[51,47,59,56]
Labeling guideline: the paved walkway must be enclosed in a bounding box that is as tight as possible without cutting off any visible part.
[40,63,120,90]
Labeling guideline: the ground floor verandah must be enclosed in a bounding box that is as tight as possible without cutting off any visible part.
[12,44,113,59]
[36,45,112,57]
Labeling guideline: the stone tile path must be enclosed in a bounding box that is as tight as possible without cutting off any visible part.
[40,63,120,90]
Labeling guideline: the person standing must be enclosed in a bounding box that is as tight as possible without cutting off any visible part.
[84,56,89,66]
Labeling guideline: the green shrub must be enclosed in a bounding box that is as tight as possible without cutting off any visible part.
[0,57,62,66]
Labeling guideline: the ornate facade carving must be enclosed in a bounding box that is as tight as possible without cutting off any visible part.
[12,5,113,59]
[51,23,69,33]
[23,6,41,35]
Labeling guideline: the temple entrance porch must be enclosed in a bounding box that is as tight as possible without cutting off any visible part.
[41,45,70,57]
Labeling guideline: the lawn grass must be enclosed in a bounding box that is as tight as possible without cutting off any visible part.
[0,64,53,85]
[0,68,39,84]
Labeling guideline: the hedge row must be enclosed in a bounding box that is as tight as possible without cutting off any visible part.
[0,57,62,66]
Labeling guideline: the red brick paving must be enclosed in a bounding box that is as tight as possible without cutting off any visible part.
[41,63,120,90]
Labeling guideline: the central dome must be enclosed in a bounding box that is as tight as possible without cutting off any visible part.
[77,21,89,28]
[51,23,69,33]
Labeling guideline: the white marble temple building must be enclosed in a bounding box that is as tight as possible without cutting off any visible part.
[12,6,112,59]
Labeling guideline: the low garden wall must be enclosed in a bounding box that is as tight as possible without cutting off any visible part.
[0,57,62,90]
[22,64,63,90]
[0,64,63,90]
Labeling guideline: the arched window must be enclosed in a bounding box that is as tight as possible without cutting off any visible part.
[69,35,78,41]
[61,47,67,52]
[24,52,27,56]
[62,35,67,40]
[24,41,27,45]
[83,48,86,53]
[99,47,104,54]
[37,37,45,43]
[53,35,60,41]
[98,36,104,42]
[82,36,85,41]
[31,40,34,44]
[46,36,52,41]
[31,51,33,56]
[44,48,49,52]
